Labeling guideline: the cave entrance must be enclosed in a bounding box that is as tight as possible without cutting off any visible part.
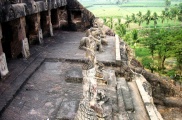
[71,10,82,23]
[51,9,59,29]
[26,13,41,44]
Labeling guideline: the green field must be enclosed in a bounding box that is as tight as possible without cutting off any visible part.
[87,5,181,28]
[88,5,164,17]
[80,0,181,7]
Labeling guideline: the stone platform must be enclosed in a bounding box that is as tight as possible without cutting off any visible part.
[0,30,162,120]
[0,30,117,120]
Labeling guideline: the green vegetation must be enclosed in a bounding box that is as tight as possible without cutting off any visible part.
[82,1,182,83]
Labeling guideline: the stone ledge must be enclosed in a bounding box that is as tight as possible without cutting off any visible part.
[115,35,121,64]
[135,75,163,120]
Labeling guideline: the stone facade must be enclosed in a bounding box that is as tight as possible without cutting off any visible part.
[0,0,94,77]
[67,0,95,30]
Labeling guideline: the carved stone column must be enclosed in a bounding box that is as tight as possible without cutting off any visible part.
[0,24,9,77]
[9,17,30,58]
[49,10,54,36]
[26,13,43,44]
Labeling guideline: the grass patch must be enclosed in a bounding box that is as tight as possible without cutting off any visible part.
[87,5,122,17]
[135,47,151,57]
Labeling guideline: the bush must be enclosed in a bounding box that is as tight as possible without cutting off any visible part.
[142,57,155,72]
[178,14,182,22]
[135,47,150,57]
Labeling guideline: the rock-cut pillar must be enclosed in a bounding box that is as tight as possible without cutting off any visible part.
[26,13,43,44]
[9,17,30,59]
[0,24,9,78]
[41,10,54,36]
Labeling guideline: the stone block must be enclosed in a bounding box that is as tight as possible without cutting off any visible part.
[57,0,61,7]
[0,53,9,77]
[22,38,30,59]
[117,77,134,112]
[12,3,26,18]
[65,67,83,83]
[38,29,43,44]
[104,70,116,87]
[49,22,54,36]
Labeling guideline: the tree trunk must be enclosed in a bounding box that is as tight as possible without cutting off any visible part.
[161,56,166,70]
[158,55,162,70]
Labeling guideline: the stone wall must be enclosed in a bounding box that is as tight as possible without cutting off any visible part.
[67,0,95,30]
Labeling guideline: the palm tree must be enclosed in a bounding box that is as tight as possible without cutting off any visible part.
[125,15,132,28]
[165,11,173,23]
[152,12,158,28]
[115,23,126,38]
[160,10,166,24]
[105,17,113,29]
[144,10,151,28]
[136,11,143,27]
[131,13,137,23]
[114,17,121,29]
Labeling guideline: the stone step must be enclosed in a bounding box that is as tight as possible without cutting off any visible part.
[117,77,134,112]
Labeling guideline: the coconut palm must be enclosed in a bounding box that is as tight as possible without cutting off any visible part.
[131,13,137,23]
[125,15,132,28]
[160,10,166,24]
[165,11,173,23]
[136,11,143,27]
[114,17,122,28]
[105,17,113,29]
[115,23,126,38]
[152,12,158,28]
[144,10,151,28]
